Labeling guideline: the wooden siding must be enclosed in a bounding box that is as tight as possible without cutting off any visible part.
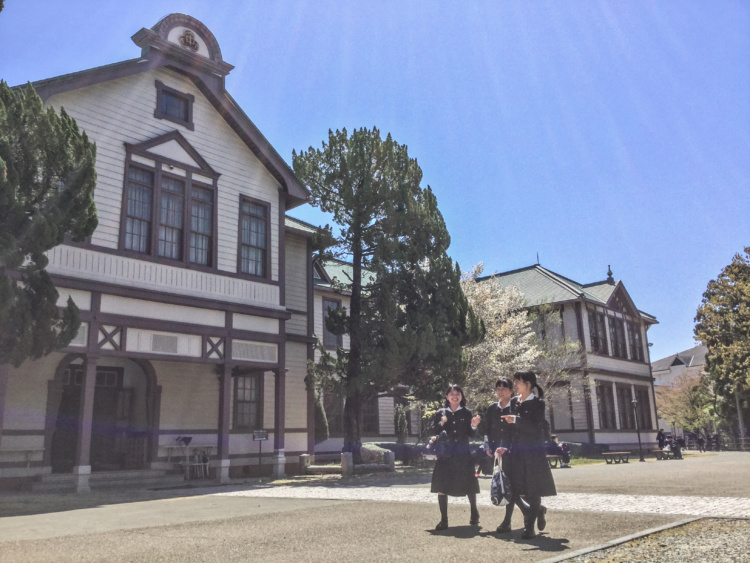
[45,67,281,280]
[562,305,579,341]
[284,233,309,336]
[284,342,308,429]
[153,360,219,430]
[378,397,395,435]
[46,244,281,308]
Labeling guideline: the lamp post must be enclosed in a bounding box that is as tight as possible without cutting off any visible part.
[632,399,645,462]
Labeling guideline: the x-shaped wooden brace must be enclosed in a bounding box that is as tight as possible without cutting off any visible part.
[98,326,122,351]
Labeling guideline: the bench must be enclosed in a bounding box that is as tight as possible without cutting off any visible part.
[602,451,630,464]
[654,449,676,460]
[546,454,563,468]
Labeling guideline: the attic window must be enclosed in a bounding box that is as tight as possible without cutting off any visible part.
[154,80,195,130]
[313,262,326,280]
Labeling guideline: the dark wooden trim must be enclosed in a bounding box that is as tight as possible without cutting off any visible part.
[218,364,232,460]
[158,429,219,435]
[590,369,654,383]
[286,308,308,316]
[1,429,46,436]
[279,193,286,306]
[77,310,285,343]
[51,274,290,319]
[237,195,273,281]
[125,130,219,177]
[285,333,317,344]
[154,80,195,131]
[307,238,316,455]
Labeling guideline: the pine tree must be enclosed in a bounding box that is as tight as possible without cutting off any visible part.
[293,127,482,457]
[0,82,98,366]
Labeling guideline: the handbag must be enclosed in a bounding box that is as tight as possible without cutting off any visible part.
[424,430,449,459]
[490,453,512,506]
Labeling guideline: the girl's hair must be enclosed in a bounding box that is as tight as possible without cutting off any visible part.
[495,377,513,390]
[443,383,467,408]
[513,371,545,399]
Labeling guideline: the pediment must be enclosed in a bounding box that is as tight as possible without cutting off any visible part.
[607,284,638,318]
[125,131,218,178]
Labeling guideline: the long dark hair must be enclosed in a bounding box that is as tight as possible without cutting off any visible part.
[443,383,467,408]
[495,377,513,390]
[513,371,545,399]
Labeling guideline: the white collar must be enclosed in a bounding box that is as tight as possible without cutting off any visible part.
[519,393,537,404]
[447,405,464,412]
[497,399,511,409]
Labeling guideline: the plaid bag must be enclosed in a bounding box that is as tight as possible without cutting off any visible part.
[490,453,512,506]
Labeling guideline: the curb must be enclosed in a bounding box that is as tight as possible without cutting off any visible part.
[539,516,701,562]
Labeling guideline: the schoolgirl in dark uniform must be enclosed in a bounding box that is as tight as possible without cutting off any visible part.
[502,371,557,539]
[430,384,481,530]
[484,377,529,533]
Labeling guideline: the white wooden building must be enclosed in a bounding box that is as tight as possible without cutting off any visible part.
[487,265,659,449]
[0,14,317,492]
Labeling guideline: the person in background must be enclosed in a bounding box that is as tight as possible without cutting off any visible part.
[657,429,666,450]
[429,384,481,531]
[696,433,706,453]
[545,435,571,468]
[502,371,557,539]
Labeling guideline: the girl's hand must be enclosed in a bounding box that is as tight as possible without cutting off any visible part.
[501,415,516,424]
[471,415,481,427]
[440,415,448,426]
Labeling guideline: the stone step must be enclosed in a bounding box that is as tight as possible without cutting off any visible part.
[306,464,342,475]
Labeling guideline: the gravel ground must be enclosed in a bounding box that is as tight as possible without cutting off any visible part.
[569,518,750,562]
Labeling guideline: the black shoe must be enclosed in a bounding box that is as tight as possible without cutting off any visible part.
[435,519,448,531]
[537,505,547,531]
[470,511,480,526]
[521,529,537,540]
[496,521,512,533]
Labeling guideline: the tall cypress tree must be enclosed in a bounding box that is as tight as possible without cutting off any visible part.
[0,82,98,366]
[293,127,483,456]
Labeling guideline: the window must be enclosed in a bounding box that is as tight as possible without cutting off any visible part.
[609,317,627,359]
[588,309,608,354]
[362,395,379,434]
[616,384,635,429]
[122,162,215,267]
[234,374,261,430]
[322,298,342,350]
[595,382,616,429]
[190,186,213,265]
[154,80,194,130]
[124,167,154,253]
[633,386,653,429]
[627,322,644,362]
[239,199,269,277]
[158,176,185,259]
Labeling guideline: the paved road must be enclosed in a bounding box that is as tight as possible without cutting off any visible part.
[0,451,747,562]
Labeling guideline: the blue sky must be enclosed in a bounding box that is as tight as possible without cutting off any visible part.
[1,1,748,362]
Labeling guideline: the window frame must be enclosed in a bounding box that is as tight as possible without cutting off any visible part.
[615,384,635,429]
[608,317,627,359]
[627,322,645,362]
[322,297,343,350]
[119,150,218,271]
[233,373,263,431]
[154,80,195,131]
[633,386,653,430]
[237,196,272,280]
[595,382,617,430]
[588,308,609,354]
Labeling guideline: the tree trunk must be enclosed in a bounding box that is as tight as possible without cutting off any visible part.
[342,227,363,463]
[736,387,746,451]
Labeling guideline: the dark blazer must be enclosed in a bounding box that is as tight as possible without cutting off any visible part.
[430,407,476,457]
[506,395,557,497]
[485,397,519,452]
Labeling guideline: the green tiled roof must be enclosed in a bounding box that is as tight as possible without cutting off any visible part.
[484,265,657,323]
[285,215,318,236]
[315,259,376,292]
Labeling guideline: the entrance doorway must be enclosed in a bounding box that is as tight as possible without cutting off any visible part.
[50,365,146,473]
